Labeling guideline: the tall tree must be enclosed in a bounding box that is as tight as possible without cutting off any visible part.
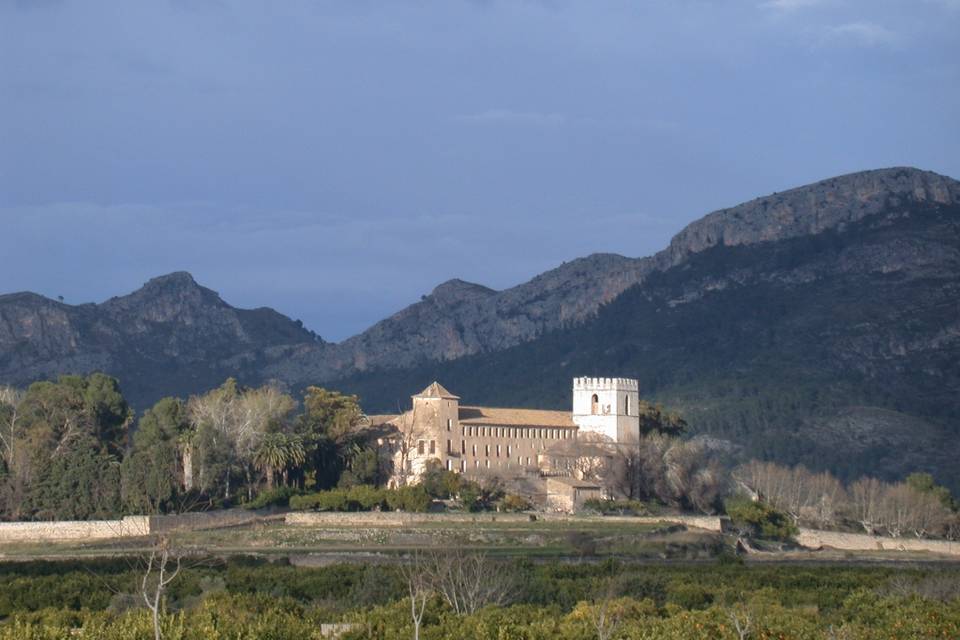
[295,387,364,490]
[121,398,187,514]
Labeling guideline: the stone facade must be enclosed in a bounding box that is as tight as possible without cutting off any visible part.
[545,477,603,513]
[375,378,641,493]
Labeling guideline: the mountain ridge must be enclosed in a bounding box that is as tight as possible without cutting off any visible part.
[0,166,957,411]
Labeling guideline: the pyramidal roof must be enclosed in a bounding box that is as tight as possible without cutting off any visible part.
[413,381,460,400]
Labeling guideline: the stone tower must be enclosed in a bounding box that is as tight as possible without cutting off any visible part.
[571,377,640,443]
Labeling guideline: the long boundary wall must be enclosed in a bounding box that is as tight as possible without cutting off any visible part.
[797,528,960,556]
[0,509,280,543]
[0,516,149,542]
[284,512,723,532]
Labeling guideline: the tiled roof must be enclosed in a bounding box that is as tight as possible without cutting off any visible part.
[458,405,575,428]
[413,381,460,399]
[365,414,400,426]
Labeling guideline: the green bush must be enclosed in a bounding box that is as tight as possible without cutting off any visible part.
[385,485,431,512]
[244,486,299,510]
[289,484,430,512]
[582,498,649,515]
[500,494,533,512]
[725,496,798,541]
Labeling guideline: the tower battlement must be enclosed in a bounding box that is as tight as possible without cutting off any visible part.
[573,377,639,391]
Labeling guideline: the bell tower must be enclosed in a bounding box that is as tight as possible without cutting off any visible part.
[571,377,640,443]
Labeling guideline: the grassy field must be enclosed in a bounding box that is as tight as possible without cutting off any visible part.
[3,518,960,566]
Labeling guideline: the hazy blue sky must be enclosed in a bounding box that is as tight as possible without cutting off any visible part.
[2,0,958,340]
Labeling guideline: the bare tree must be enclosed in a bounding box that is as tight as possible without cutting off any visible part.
[734,462,846,527]
[426,548,513,615]
[0,386,23,471]
[186,381,296,499]
[392,402,427,487]
[399,551,432,640]
[724,604,754,640]
[139,536,183,640]
[590,582,624,640]
[663,439,726,513]
[849,476,885,534]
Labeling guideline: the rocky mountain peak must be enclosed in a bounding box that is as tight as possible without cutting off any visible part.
[429,279,497,304]
[143,271,201,290]
[658,167,960,269]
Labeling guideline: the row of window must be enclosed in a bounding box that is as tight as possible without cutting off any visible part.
[444,457,534,472]
[418,428,573,456]
[460,425,573,440]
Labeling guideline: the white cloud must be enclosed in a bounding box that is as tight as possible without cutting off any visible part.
[817,21,900,47]
[454,109,566,126]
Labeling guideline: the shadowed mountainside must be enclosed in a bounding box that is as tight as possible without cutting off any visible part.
[1,167,959,489]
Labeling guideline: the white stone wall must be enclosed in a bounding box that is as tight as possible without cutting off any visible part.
[286,511,723,532]
[797,528,960,556]
[0,515,149,542]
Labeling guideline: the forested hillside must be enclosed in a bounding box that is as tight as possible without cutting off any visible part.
[1,168,958,492]
[331,198,960,490]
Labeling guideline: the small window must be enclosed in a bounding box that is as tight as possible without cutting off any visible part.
[460,460,466,473]
[485,444,490,457]
[461,440,466,454]
[624,395,630,415]
[429,440,436,454]
[472,444,477,456]
[447,439,451,454]
[591,393,599,415]
[496,445,501,457]
[417,441,425,455]
[446,460,452,471]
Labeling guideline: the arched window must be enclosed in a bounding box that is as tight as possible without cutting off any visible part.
[591,393,599,415]
[624,394,630,415]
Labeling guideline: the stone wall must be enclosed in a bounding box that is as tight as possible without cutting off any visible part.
[797,528,960,556]
[285,511,723,532]
[148,508,279,534]
[0,516,149,542]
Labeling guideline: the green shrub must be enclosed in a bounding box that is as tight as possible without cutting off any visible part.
[244,486,299,510]
[385,485,431,512]
[582,498,649,515]
[725,497,798,541]
[290,485,430,512]
[500,494,533,512]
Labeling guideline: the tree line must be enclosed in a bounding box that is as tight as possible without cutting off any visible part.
[0,374,377,521]
[733,460,960,539]
[2,372,958,541]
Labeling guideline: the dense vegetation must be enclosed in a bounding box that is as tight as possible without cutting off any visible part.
[331,203,960,492]
[2,372,958,544]
[0,375,382,521]
[0,558,957,639]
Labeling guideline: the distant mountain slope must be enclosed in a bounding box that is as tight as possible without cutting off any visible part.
[0,272,321,406]
[330,193,960,489]
[1,162,958,481]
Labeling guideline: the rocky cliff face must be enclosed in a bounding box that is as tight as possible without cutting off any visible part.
[0,272,320,406]
[330,188,960,489]
[1,167,958,413]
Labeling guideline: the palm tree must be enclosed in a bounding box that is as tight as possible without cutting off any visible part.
[254,433,305,490]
